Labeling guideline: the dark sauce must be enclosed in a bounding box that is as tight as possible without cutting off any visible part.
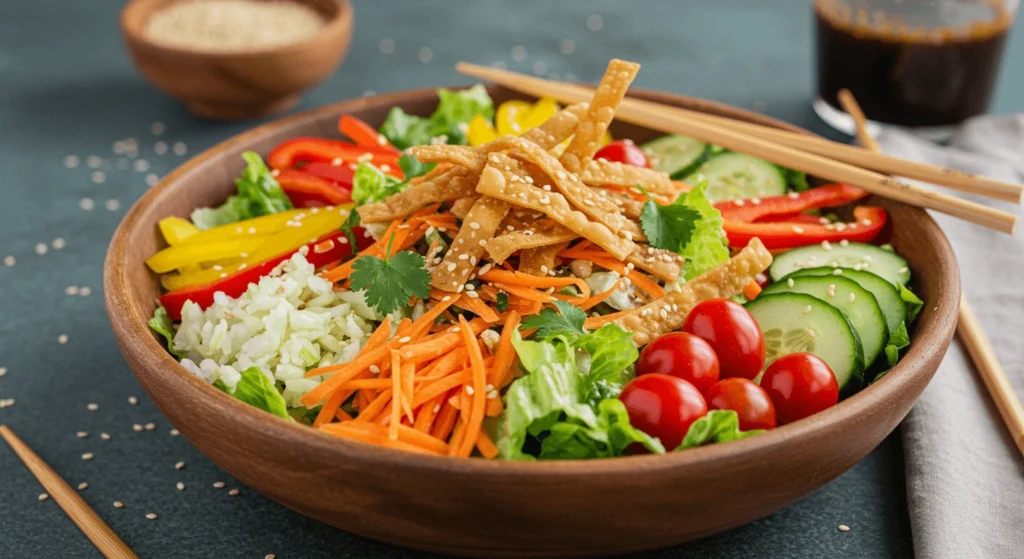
[815,0,1013,127]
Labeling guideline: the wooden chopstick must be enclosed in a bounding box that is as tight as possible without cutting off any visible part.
[838,90,1024,459]
[0,425,138,559]
[457,62,1023,204]
[456,62,1018,234]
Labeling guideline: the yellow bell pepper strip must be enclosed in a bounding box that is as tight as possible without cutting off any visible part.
[159,206,351,290]
[521,97,560,129]
[158,217,201,246]
[495,100,535,136]
[146,236,271,274]
[467,115,498,146]
[170,206,336,248]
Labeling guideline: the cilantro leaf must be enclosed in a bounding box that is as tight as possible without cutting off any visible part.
[520,300,588,340]
[350,244,431,315]
[638,187,701,254]
[495,291,509,313]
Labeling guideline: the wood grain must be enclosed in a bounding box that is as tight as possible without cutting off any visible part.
[120,0,353,120]
[103,87,961,558]
[0,426,138,559]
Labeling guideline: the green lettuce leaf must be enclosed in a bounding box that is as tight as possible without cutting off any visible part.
[900,284,924,322]
[782,166,810,192]
[231,367,291,420]
[520,300,588,340]
[538,399,665,460]
[676,182,731,280]
[148,306,184,359]
[677,409,762,450]
[191,152,292,230]
[380,85,494,149]
[497,332,596,459]
[398,153,434,181]
[576,324,638,404]
[884,321,911,368]
[352,162,406,206]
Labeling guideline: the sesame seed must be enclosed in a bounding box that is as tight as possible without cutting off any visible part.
[807,329,816,338]
[86,403,98,411]
[832,269,843,275]
[86,155,103,168]
[105,199,120,211]
[821,240,832,251]
[128,396,139,405]
[788,192,800,199]
[464,385,475,395]
[52,238,66,250]
[398,336,411,344]
[133,159,150,172]
[77,431,89,439]
[368,365,381,374]
[35,243,48,255]
[849,293,856,302]
[176,482,185,491]
[559,39,576,55]
[91,171,106,184]
[511,45,527,61]
[734,199,746,207]
[82,453,94,461]
[586,13,603,31]
[0,367,6,377]
[145,423,156,431]
[65,286,79,296]
[3,255,14,267]
[840,240,849,247]
[78,482,89,490]
[150,122,166,135]
[213,481,226,489]
[803,305,812,314]
[469,222,480,230]
[172,142,187,156]
[792,226,805,234]
[174,461,185,471]
[898,267,909,274]
[660,309,668,319]
[113,501,124,509]
[417,46,434,64]
[169,429,179,436]
[133,424,143,432]
[64,155,80,168]
[266,555,276,559]
[146,513,158,520]
[101,433,111,440]
[228,489,240,496]
[38,493,49,502]
[787,278,795,288]
[466,291,480,299]
[838,524,850,532]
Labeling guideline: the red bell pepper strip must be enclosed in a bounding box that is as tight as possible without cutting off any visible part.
[267,137,401,173]
[723,206,888,250]
[715,184,868,223]
[301,162,356,186]
[159,230,359,320]
[339,115,400,154]
[276,168,352,207]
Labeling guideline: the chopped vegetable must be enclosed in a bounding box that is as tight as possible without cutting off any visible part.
[676,183,730,280]
[349,236,432,315]
[230,367,292,421]
[352,162,406,206]
[191,152,293,230]
[676,409,761,450]
[147,306,184,359]
[380,85,494,149]
[519,300,588,340]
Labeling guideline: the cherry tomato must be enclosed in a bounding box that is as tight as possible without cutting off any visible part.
[637,332,720,394]
[705,378,776,430]
[594,140,650,168]
[619,374,707,451]
[760,352,839,425]
[683,299,765,380]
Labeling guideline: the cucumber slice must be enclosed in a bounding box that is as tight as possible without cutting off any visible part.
[785,267,906,338]
[685,152,787,202]
[745,293,863,392]
[769,242,911,286]
[641,135,709,178]
[763,275,887,369]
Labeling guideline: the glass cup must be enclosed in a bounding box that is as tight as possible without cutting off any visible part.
[813,0,1018,139]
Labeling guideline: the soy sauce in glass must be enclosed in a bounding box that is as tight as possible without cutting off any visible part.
[814,0,1016,136]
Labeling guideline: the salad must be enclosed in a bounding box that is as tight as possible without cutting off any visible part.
[147,59,922,460]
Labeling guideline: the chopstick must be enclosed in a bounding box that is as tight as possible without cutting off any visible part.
[838,90,1024,459]
[0,425,138,559]
[457,62,1023,204]
[456,62,1019,234]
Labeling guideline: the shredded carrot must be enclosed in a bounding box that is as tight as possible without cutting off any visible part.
[479,269,591,299]
[379,317,415,378]
[412,370,472,408]
[580,285,618,311]
[583,308,633,330]
[314,388,350,427]
[475,430,499,459]
[408,295,461,339]
[743,280,762,301]
[459,295,500,323]
[485,397,503,417]
[488,311,520,386]
[490,282,556,303]
[507,297,543,316]
[430,400,459,440]
[500,260,516,271]
[320,422,444,455]
[448,420,467,457]
[389,351,402,440]
[409,203,444,219]
[413,395,445,433]
[332,421,450,455]
[335,407,354,421]
[356,389,392,422]
[418,346,470,380]
[322,219,402,281]
[401,361,416,423]
[400,318,489,362]
[455,315,487,458]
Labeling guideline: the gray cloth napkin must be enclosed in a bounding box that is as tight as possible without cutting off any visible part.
[876,119,1024,559]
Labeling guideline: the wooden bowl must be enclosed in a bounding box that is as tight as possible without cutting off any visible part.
[104,87,960,558]
[120,0,353,120]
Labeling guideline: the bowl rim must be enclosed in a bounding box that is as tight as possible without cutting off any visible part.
[104,85,960,476]
[119,0,353,58]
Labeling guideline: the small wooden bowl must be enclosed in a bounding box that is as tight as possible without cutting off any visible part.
[104,88,960,557]
[120,0,353,120]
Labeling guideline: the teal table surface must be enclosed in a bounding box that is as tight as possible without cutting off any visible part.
[2,0,1021,557]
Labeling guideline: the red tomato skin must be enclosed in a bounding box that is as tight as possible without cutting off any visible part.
[619,374,708,451]
[760,353,839,425]
[594,140,651,168]
[705,378,777,430]
[637,332,720,394]
[683,299,766,380]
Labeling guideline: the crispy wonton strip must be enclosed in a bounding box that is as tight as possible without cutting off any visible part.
[475,153,635,260]
[626,245,684,283]
[518,103,587,149]
[519,241,571,276]
[430,196,510,291]
[484,219,578,263]
[357,167,477,223]
[410,145,486,170]
[560,59,640,174]
[450,196,478,219]
[582,159,681,197]
[613,239,772,346]
[494,136,645,242]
